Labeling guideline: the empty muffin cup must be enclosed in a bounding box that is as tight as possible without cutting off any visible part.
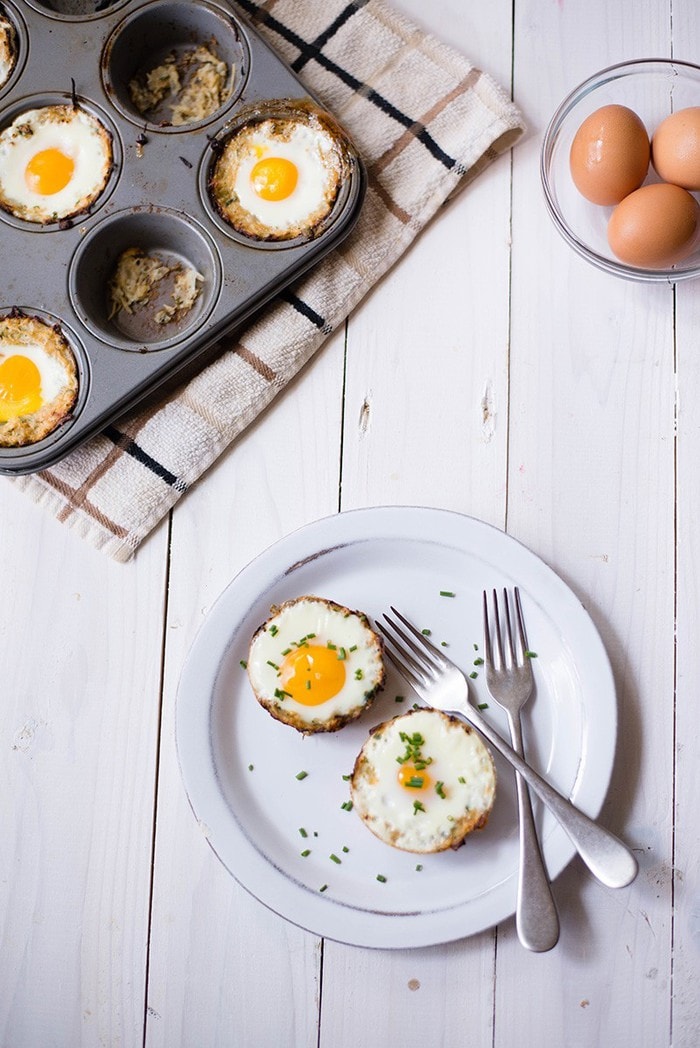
[102,0,248,131]
[68,207,222,350]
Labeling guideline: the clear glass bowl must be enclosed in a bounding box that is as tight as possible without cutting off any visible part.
[541,59,700,282]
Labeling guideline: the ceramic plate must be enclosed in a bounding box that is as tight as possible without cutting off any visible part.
[176,507,616,948]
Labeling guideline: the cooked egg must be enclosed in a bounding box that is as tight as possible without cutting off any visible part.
[652,106,700,191]
[607,181,700,267]
[247,596,385,733]
[0,105,113,223]
[570,104,650,205]
[0,312,78,447]
[0,11,17,90]
[210,106,349,240]
[351,708,496,854]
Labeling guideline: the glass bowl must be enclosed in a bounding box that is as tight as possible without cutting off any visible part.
[541,58,700,282]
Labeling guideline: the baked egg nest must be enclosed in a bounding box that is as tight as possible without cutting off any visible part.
[209,101,353,242]
[0,310,78,447]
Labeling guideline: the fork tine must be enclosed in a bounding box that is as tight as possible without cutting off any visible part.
[491,589,505,670]
[502,587,517,665]
[514,587,529,658]
[482,590,493,667]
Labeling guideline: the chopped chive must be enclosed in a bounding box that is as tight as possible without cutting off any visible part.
[319,884,328,893]
[354,669,364,681]
[313,831,319,837]
[300,849,311,857]
[415,864,423,872]
[473,643,479,651]
[299,827,308,838]
[376,874,387,883]
[342,773,351,781]
[248,764,254,771]
[412,703,420,710]
[296,770,308,780]
[327,642,337,650]
[395,695,405,703]
[269,624,279,637]
[525,650,538,659]
[421,628,431,636]
[413,800,425,815]
[337,647,347,660]
[436,781,446,799]
[330,853,341,864]
[440,590,456,597]
[458,776,466,784]
[342,846,349,853]
[473,657,484,666]
[441,641,448,647]
[349,645,358,652]
[274,688,291,700]
[406,776,425,788]
[239,659,248,669]
[469,672,478,679]
[266,660,279,670]
[306,680,311,690]
[341,801,353,811]
[281,647,292,656]
[307,633,316,640]
[477,702,489,710]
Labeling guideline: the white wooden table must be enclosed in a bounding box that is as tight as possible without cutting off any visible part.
[2,1,699,1045]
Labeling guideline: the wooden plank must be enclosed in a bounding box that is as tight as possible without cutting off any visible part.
[0,485,168,1048]
[318,1,514,1043]
[144,328,349,1047]
[498,0,675,1043]
[670,5,700,1045]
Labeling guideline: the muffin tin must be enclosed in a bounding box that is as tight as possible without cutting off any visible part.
[0,0,366,473]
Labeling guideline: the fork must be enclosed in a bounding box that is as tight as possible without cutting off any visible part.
[378,606,638,891]
[483,588,559,951]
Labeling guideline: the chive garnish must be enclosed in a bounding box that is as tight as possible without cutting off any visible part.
[473,657,484,666]
[469,672,478,679]
[458,776,466,784]
[239,659,247,669]
[440,590,456,597]
[306,680,311,690]
[269,624,278,637]
[266,660,279,670]
[354,669,364,680]
[436,781,446,799]
[395,695,405,703]
[525,650,538,658]
[441,641,448,647]
[341,801,353,811]
[299,827,308,838]
[406,776,425,789]
[342,774,351,781]
[330,853,341,864]
[319,884,328,893]
[413,801,425,815]
[349,645,358,652]
[281,647,292,656]
[421,628,431,636]
[477,702,489,710]
[376,874,387,883]
[327,642,337,650]
[301,849,311,857]
[248,764,254,771]
[342,846,349,853]
[296,770,308,780]
[307,633,316,639]
[337,647,347,660]
[415,864,423,872]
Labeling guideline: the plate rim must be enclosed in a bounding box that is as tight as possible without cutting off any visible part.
[175,505,617,949]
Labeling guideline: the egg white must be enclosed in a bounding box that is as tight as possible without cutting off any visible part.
[351,709,496,853]
[247,596,385,733]
[0,105,112,222]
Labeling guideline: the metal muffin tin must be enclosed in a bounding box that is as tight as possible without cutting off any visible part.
[0,0,366,474]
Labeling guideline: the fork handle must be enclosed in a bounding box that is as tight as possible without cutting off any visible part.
[465,707,638,889]
[507,713,560,952]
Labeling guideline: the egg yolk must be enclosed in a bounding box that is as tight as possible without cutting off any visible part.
[280,644,346,705]
[0,354,43,421]
[25,148,75,195]
[397,764,433,791]
[250,156,298,201]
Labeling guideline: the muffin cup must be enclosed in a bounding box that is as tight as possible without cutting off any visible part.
[68,206,223,350]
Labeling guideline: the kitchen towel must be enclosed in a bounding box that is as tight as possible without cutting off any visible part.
[12,0,525,561]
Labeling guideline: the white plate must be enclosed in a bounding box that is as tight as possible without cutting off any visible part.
[176,506,616,949]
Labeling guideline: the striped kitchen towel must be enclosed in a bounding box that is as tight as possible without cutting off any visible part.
[12,0,525,561]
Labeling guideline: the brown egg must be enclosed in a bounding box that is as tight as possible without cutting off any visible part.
[651,107,700,190]
[570,104,650,205]
[607,182,700,267]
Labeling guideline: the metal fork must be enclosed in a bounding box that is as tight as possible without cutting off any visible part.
[378,606,638,891]
[483,588,559,951]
